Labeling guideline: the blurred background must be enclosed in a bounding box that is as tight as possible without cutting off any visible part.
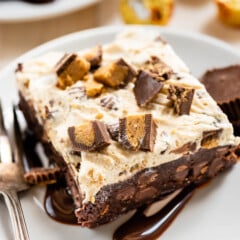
[0,0,239,69]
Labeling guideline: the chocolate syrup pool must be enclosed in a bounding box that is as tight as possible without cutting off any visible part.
[43,182,195,239]
[44,180,78,225]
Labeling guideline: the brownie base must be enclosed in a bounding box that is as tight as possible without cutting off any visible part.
[19,92,240,228]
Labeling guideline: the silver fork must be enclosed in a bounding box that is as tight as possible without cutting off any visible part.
[0,101,30,240]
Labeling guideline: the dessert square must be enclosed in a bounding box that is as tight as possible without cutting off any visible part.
[16,29,240,227]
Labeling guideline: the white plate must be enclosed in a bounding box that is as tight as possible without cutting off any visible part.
[0,26,240,240]
[0,0,101,23]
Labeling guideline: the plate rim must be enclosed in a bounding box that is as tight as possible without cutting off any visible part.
[0,0,101,23]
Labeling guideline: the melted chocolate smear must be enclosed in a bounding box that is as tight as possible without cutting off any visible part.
[44,178,78,225]
[113,184,195,240]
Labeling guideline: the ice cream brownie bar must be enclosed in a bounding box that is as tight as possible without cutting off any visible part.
[16,29,240,227]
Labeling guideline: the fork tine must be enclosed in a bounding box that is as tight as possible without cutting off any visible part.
[0,101,12,164]
[13,105,30,171]
[0,100,6,134]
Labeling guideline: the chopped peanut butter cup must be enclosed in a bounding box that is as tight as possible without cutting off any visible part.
[83,45,102,69]
[119,114,157,151]
[94,58,136,88]
[168,85,195,115]
[84,79,104,97]
[55,53,90,89]
[68,121,111,152]
[24,167,61,185]
[144,56,172,81]
[201,65,240,136]
[201,129,223,149]
[134,70,164,107]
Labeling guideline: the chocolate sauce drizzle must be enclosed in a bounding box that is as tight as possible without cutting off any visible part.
[113,184,195,240]
[44,179,78,224]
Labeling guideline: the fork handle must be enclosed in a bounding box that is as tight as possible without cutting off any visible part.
[0,190,30,240]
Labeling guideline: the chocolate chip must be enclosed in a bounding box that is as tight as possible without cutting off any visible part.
[55,53,90,89]
[170,142,196,154]
[135,187,157,202]
[192,161,208,178]
[201,129,222,148]
[68,121,111,152]
[167,85,195,115]
[94,58,136,88]
[119,114,157,151]
[133,70,164,107]
[175,165,189,182]
[100,95,118,110]
[116,186,136,201]
[208,158,224,178]
[137,170,158,186]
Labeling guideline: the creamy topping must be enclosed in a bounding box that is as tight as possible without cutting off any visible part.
[16,29,239,203]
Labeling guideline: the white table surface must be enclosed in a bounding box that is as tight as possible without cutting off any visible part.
[0,0,239,70]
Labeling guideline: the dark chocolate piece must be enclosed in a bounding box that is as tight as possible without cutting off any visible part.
[133,70,164,107]
[83,45,102,69]
[94,58,136,88]
[55,53,90,89]
[107,123,119,141]
[68,121,111,152]
[144,56,172,81]
[119,114,157,151]
[168,85,195,115]
[201,129,223,148]
[24,167,61,185]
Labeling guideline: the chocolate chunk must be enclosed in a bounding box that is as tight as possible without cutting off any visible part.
[94,58,136,88]
[119,114,157,151]
[144,56,172,81]
[201,129,222,148]
[107,123,119,141]
[170,142,196,154]
[192,161,209,178]
[167,85,195,115]
[100,95,118,110]
[24,167,61,185]
[175,165,189,182]
[68,121,111,152]
[116,186,136,201]
[83,45,102,69]
[133,70,164,107]
[135,187,157,202]
[55,53,90,89]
